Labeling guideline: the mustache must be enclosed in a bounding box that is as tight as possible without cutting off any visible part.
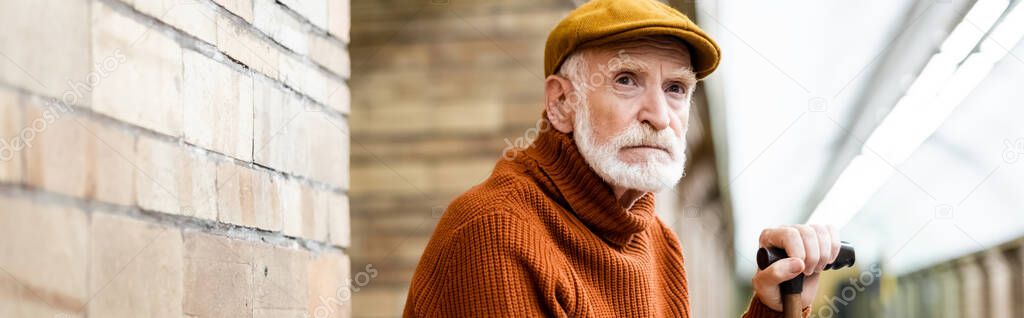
[608,123,682,154]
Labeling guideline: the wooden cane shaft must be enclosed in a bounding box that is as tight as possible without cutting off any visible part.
[782,293,802,318]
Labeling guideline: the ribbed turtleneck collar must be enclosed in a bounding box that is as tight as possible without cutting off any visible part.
[521,118,656,247]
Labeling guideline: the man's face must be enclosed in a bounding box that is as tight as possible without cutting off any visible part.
[569,38,696,192]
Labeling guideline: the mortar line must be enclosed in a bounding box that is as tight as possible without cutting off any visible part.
[0,183,349,255]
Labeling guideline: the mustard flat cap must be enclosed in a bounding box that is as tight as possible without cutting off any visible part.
[545,0,721,79]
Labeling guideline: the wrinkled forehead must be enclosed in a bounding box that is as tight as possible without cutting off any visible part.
[585,36,694,73]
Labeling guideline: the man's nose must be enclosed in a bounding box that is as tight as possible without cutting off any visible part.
[638,89,671,131]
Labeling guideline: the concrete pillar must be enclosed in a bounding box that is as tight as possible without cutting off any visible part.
[937,266,962,318]
[984,250,1014,318]
[959,256,988,318]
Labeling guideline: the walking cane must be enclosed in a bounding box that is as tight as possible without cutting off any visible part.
[756,241,855,318]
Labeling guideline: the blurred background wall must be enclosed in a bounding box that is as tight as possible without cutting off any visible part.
[0,0,353,317]
[348,0,739,316]
[348,1,573,315]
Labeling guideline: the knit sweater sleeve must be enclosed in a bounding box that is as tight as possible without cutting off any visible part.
[741,295,811,318]
[403,211,565,317]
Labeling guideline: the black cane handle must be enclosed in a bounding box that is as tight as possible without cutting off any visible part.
[757,241,855,276]
[756,241,855,317]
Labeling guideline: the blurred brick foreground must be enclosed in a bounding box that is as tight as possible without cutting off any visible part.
[0,0,353,317]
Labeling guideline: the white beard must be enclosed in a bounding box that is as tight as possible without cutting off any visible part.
[573,105,687,193]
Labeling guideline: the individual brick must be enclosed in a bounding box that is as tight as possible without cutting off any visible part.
[216,14,280,79]
[327,193,350,248]
[216,162,257,227]
[310,189,331,242]
[92,0,184,136]
[0,197,88,317]
[179,148,219,219]
[134,0,218,45]
[326,75,351,115]
[252,244,310,311]
[22,103,88,198]
[310,35,351,79]
[0,0,90,105]
[306,251,351,318]
[135,136,218,219]
[253,0,309,55]
[183,231,255,318]
[135,136,181,215]
[213,0,254,22]
[279,54,327,105]
[251,169,285,231]
[279,177,309,239]
[308,115,349,188]
[326,0,350,43]
[86,120,139,206]
[87,213,183,318]
[279,0,328,31]
[182,50,254,161]
[277,178,326,242]
[0,89,24,183]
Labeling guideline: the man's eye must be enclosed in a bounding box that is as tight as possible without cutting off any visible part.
[615,75,635,86]
[666,84,685,94]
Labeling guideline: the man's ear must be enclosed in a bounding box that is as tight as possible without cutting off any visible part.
[544,74,576,133]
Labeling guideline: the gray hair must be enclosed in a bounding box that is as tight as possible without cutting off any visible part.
[556,50,592,113]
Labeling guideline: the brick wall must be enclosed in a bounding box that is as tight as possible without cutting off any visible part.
[0,0,354,317]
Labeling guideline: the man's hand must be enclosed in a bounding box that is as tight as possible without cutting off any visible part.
[752,224,840,312]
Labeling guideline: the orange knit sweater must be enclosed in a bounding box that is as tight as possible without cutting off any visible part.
[404,122,799,317]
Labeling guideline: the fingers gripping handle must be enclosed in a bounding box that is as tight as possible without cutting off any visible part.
[756,241,854,317]
[757,241,856,273]
[755,241,856,295]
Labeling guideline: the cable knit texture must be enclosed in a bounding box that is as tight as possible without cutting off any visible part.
[404,120,799,317]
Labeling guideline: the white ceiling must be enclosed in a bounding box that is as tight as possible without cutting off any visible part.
[848,38,1024,274]
[696,0,1024,277]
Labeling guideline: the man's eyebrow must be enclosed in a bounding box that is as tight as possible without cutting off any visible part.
[665,67,697,85]
[604,59,650,74]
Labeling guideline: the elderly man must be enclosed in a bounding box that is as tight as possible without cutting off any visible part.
[404,0,839,317]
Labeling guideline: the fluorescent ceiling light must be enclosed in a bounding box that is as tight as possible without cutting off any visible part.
[808,0,1023,226]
